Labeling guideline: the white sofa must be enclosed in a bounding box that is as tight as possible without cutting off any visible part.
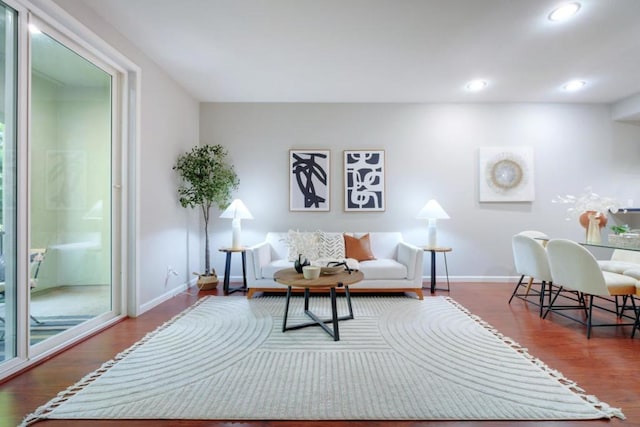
[245,231,424,299]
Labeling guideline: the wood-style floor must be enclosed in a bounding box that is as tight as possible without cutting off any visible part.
[2,282,639,427]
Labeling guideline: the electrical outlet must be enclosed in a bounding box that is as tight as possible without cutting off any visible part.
[167,265,178,276]
[164,266,179,288]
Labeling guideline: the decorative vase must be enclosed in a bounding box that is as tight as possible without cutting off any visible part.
[579,211,606,244]
[294,254,310,274]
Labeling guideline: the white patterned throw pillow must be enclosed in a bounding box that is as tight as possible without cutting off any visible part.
[317,231,346,259]
[286,230,320,262]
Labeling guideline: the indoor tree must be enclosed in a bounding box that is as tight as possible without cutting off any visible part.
[173,144,239,284]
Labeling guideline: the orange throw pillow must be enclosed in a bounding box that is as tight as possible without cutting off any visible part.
[344,233,376,261]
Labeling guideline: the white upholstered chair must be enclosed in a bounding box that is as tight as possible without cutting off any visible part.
[598,248,640,274]
[509,231,551,316]
[545,239,638,338]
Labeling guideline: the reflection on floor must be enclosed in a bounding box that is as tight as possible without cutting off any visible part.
[1,285,110,359]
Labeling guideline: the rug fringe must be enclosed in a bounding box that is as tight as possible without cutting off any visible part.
[443,297,626,421]
[19,296,213,427]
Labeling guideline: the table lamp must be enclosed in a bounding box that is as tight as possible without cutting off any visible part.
[416,199,449,248]
[219,199,253,249]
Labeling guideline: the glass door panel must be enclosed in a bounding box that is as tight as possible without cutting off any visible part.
[29,27,112,347]
[0,2,17,364]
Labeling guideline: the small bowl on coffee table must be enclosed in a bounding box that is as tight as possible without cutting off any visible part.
[320,265,343,275]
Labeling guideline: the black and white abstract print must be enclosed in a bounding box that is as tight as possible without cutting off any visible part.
[344,150,385,211]
[289,149,330,211]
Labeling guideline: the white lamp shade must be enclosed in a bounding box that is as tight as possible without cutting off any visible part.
[416,199,449,220]
[219,199,254,220]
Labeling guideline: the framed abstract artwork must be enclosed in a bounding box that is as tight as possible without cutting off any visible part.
[289,149,330,211]
[478,146,534,202]
[344,149,385,212]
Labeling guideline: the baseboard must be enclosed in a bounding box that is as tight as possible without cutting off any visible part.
[137,277,197,316]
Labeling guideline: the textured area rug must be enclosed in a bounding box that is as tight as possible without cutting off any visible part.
[22,296,624,424]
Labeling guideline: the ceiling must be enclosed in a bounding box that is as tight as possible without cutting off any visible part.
[78,0,640,104]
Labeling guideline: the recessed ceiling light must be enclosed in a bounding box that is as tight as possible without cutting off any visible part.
[563,80,586,91]
[465,80,488,92]
[548,2,581,22]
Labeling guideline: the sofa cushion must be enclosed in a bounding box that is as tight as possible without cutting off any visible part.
[358,259,407,280]
[286,230,320,261]
[261,260,295,279]
[344,233,376,261]
[317,231,345,259]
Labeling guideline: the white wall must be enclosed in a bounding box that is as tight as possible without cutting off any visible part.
[49,0,201,309]
[201,103,640,281]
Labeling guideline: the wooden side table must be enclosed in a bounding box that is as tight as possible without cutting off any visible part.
[422,247,452,294]
[218,247,247,294]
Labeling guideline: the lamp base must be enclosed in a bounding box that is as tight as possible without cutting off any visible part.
[427,221,437,248]
[231,218,241,249]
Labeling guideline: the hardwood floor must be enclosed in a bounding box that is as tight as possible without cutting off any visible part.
[2,282,639,426]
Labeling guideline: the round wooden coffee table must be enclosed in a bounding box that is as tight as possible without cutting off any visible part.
[274,268,364,341]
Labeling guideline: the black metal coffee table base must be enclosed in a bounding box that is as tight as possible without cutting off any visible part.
[282,285,354,341]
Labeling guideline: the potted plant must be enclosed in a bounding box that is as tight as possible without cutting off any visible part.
[173,144,239,290]
[610,224,630,235]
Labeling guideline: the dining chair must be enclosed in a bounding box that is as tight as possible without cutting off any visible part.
[28,249,46,325]
[598,248,640,274]
[545,239,638,338]
[509,232,553,316]
[0,249,46,331]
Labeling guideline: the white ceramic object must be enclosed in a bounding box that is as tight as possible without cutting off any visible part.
[302,265,321,280]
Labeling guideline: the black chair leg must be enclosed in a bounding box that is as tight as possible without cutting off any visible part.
[632,297,640,339]
[539,281,546,317]
[616,295,623,318]
[543,285,563,319]
[577,292,589,318]
[508,275,526,304]
[586,295,594,339]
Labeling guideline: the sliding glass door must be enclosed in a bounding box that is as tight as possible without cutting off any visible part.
[0,2,129,376]
[28,22,115,351]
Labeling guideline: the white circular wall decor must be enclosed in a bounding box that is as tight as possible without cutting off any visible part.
[479,147,534,202]
[486,152,527,193]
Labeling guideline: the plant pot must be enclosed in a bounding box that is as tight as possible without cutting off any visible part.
[197,273,219,291]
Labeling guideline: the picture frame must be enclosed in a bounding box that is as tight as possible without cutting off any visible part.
[478,146,534,202]
[289,149,330,211]
[344,149,385,212]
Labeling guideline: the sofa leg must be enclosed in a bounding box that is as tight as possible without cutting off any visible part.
[415,288,424,300]
[246,289,255,299]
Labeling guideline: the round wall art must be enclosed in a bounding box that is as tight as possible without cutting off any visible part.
[479,147,534,202]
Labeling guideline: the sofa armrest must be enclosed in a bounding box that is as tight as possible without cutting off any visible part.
[397,241,424,283]
[246,242,272,281]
